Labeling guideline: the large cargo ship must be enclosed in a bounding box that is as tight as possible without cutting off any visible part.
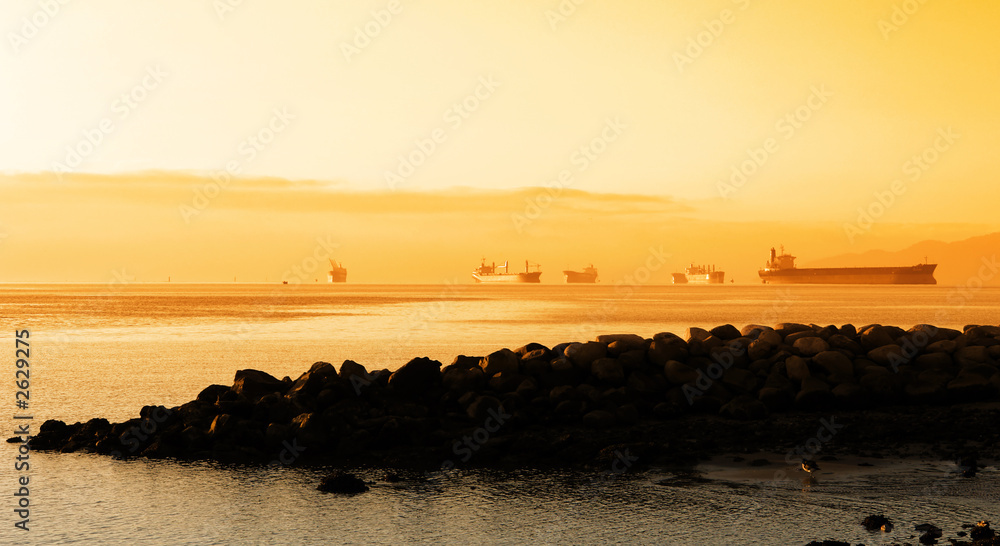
[758,247,936,284]
[563,265,599,284]
[473,259,542,283]
[328,260,347,283]
[672,264,725,284]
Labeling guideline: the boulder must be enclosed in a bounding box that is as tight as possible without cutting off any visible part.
[564,342,607,371]
[827,334,863,354]
[947,373,995,400]
[925,340,956,353]
[466,395,505,421]
[489,372,527,393]
[232,369,288,402]
[721,368,758,394]
[709,324,741,340]
[664,360,699,385]
[867,345,908,368]
[591,358,625,385]
[812,351,854,378]
[514,342,549,357]
[446,355,483,371]
[686,327,711,342]
[720,395,768,420]
[317,472,369,494]
[582,410,616,429]
[795,377,833,411]
[859,325,895,352]
[388,357,442,395]
[197,385,231,403]
[747,337,778,361]
[793,337,830,357]
[832,383,866,408]
[785,356,811,382]
[688,335,724,357]
[287,362,339,407]
[914,352,953,372]
[443,366,486,392]
[774,323,812,338]
[597,334,646,355]
[757,387,793,412]
[480,349,520,377]
[955,345,989,364]
[208,414,236,437]
[647,336,689,366]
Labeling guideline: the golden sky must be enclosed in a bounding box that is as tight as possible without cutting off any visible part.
[1,1,999,282]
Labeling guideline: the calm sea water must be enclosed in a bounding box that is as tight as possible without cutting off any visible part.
[1,283,998,544]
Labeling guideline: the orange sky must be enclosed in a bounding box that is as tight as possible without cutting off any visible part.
[1,1,998,283]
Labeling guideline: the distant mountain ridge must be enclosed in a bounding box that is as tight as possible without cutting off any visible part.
[806,232,1000,286]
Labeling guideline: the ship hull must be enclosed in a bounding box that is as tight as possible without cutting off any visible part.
[758,264,936,285]
[328,271,347,283]
[563,271,598,283]
[672,272,725,284]
[473,272,542,283]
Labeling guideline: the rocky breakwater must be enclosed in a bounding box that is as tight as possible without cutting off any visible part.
[23,323,1000,468]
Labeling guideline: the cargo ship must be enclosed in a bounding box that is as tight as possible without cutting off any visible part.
[473,259,542,283]
[758,247,936,284]
[563,265,599,284]
[328,260,347,283]
[672,264,725,284]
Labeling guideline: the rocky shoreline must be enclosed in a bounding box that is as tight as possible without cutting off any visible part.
[18,323,1000,471]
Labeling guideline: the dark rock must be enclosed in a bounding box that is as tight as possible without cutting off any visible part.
[859,325,895,352]
[709,324,741,340]
[317,471,369,494]
[597,334,646,355]
[591,358,625,385]
[786,356,811,382]
[582,410,616,429]
[480,349,520,377]
[443,366,486,392]
[813,351,853,378]
[388,357,442,395]
[664,360,699,385]
[647,335,689,366]
[796,377,833,411]
[862,514,892,531]
[564,342,607,372]
[197,385,231,403]
[466,396,505,421]
[720,395,768,420]
[721,368,758,394]
[232,369,288,402]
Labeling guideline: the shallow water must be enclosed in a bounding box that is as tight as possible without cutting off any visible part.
[1,283,998,543]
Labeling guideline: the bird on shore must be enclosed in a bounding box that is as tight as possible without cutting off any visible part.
[801,459,821,474]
